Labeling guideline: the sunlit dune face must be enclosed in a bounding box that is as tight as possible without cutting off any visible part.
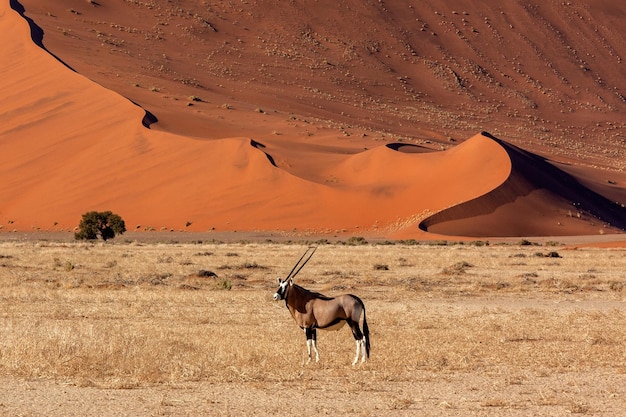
[1,1,625,238]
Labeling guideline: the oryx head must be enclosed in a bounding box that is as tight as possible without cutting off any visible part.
[273,277,292,301]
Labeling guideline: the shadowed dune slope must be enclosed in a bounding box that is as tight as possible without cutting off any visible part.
[420,133,626,237]
[1,1,625,239]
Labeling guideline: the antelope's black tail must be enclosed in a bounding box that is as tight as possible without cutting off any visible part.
[362,303,370,358]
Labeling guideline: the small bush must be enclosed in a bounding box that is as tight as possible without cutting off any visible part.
[346,236,368,246]
[216,279,232,290]
[534,251,561,258]
[242,262,268,269]
[75,211,126,241]
[441,261,473,275]
[104,260,117,268]
[425,240,450,246]
[54,258,74,271]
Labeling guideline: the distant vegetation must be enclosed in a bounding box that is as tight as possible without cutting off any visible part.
[74,211,126,241]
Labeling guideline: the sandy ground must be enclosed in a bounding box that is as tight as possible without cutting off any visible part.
[1,240,626,416]
[2,354,625,416]
[2,296,626,416]
[1,229,625,247]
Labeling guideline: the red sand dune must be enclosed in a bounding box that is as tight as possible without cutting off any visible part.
[1,1,625,240]
[421,133,626,237]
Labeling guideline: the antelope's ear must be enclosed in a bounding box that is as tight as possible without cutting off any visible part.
[277,277,282,284]
[288,277,294,286]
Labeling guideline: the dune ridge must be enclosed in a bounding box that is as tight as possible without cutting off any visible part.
[0,0,507,237]
[1,1,625,239]
[420,133,626,237]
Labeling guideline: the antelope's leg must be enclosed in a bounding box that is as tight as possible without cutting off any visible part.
[361,337,367,363]
[305,328,318,364]
[306,339,311,360]
[304,329,312,364]
[311,329,320,363]
[349,321,365,365]
[352,339,362,366]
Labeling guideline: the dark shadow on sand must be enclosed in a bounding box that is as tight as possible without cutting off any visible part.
[250,140,278,167]
[10,0,77,72]
[140,109,159,129]
[419,132,626,236]
[385,143,435,154]
[10,0,161,130]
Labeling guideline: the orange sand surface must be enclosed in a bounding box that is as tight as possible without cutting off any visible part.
[1,1,625,240]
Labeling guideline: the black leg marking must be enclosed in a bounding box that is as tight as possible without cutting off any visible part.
[305,328,317,341]
[349,321,363,341]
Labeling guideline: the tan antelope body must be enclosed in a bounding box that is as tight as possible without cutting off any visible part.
[273,247,370,365]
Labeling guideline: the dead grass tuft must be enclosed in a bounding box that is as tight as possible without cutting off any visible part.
[441,260,473,275]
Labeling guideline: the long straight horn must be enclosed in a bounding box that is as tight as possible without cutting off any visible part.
[286,246,318,280]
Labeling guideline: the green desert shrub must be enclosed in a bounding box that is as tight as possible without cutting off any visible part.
[75,211,126,241]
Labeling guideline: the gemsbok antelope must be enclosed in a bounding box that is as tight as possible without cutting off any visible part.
[273,247,370,365]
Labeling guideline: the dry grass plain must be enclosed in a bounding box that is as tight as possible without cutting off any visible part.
[1,238,625,416]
